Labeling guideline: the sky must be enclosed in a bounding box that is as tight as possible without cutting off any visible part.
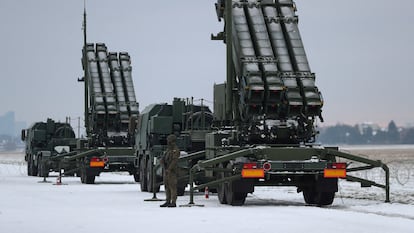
[0,0,413,128]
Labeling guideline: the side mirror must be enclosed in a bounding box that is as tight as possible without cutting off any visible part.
[21,129,26,141]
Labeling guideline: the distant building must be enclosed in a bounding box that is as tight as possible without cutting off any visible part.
[0,111,26,137]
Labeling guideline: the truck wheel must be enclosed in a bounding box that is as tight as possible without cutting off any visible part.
[217,163,227,204]
[303,189,317,205]
[85,175,95,184]
[27,155,38,176]
[303,189,335,206]
[139,158,147,191]
[31,158,38,177]
[80,170,85,183]
[133,168,140,182]
[225,164,247,206]
[27,158,32,176]
[38,160,49,178]
[317,192,335,206]
[146,158,160,193]
[79,165,95,184]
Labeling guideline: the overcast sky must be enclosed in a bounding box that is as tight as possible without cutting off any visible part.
[1,0,413,128]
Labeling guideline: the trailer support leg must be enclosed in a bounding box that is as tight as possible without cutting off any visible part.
[180,167,204,207]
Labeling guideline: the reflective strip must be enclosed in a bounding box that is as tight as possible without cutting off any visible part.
[324,169,346,178]
[90,161,105,167]
[242,169,265,178]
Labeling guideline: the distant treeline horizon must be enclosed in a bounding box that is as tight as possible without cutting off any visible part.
[317,120,414,145]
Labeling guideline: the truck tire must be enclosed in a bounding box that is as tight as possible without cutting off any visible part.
[217,163,227,204]
[85,175,96,184]
[317,192,335,206]
[79,165,95,184]
[303,189,317,205]
[37,159,49,178]
[133,172,140,182]
[146,158,160,193]
[27,159,32,176]
[225,163,247,206]
[303,189,335,206]
[139,158,148,191]
[27,155,38,176]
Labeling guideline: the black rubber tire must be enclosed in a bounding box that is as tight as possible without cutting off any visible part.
[28,155,38,176]
[139,158,147,192]
[146,158,160,193]
[85,175,95,184]
[303,189,317,205]
[133,172,140,182]
[303,189,335,206]
[37,159,49,178]
[27,158,32,176]
[317,192,335,206]
[80,165,94,184]
[80,169,85,184]
[225,163,247,206]
[217,163,227,204]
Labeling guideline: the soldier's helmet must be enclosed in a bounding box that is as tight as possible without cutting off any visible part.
[167,134,177,143]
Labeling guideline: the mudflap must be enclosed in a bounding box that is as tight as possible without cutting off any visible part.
[232,179,255,193]
[316,177,338,193]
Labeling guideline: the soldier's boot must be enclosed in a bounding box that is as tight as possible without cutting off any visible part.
[160,202,170,207]
[167,202,176,208]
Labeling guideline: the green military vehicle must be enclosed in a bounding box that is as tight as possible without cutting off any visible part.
[21,10,140,184]
[181,0,390,206]
[74,10,139,184]
[22,118,77,177]
[135,98,213,195]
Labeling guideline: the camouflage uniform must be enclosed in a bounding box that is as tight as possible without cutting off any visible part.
[160,134,180,207]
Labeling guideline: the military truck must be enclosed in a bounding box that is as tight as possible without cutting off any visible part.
[182,0,390,206]
[74,10,139,184]
[21,118,77,177]
[22,10,140,184]
[135,98,213,195]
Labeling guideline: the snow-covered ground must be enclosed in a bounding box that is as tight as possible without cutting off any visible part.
[1,147,413,233]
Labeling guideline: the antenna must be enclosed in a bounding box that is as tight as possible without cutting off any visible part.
[83,0,87,48]
[82,0,90,134]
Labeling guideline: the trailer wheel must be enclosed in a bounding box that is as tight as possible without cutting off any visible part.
[217,163,227,204]
[225,164,247,206]
[85,175,95,184]
[79,165,95,184]
[303,189,317,205]
[80,169,85,184]
[37,159,49,178]
[139,158,147,191]
[303,189,335,206]
[133,171,140,182]
[317,192,335,206]
[147,158,160,193]
[27,155,38,176]
[27,157,32,176]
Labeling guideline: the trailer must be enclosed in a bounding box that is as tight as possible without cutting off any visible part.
[181,0,389,206]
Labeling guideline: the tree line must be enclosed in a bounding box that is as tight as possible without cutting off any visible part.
[317,121,414,145]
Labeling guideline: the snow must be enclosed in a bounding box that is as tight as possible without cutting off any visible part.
[1,150,413,233]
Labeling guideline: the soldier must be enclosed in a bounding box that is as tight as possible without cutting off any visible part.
[160,134,180,208]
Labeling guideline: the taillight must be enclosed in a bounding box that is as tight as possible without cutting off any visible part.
[329,162,347,169]
[324,162,347,178]
[243,163,258,169]
[90,157,102,162]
